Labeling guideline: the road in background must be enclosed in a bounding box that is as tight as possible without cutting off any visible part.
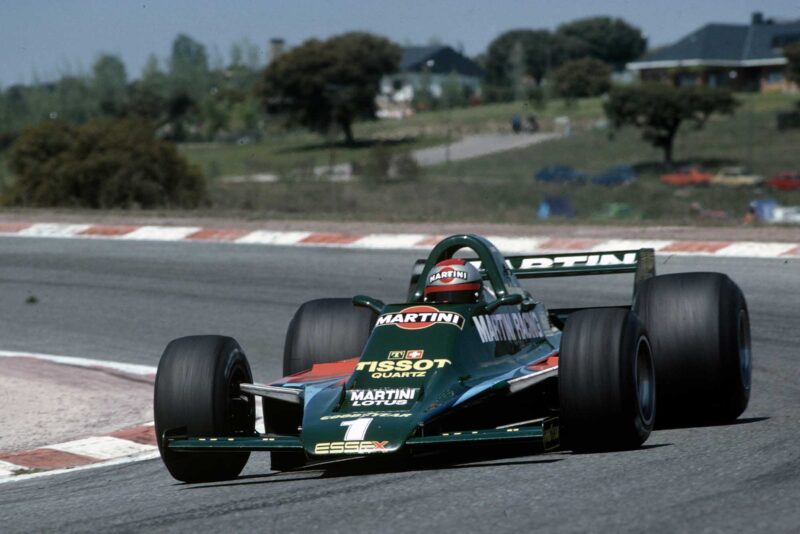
[0,236,798,532]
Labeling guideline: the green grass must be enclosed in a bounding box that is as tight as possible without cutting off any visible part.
[180,97,607,179]
[180,132,442,180]
[207,92,800,224]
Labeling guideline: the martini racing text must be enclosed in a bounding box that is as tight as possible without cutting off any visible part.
[472,311,545,344]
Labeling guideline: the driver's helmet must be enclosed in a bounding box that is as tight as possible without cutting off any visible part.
[424,259,483,304]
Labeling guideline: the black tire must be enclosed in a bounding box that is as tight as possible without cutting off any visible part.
[154,335,255,483]
[282,298,377,375]
[559,308,655,452]
[633,273,751,425]
[269,298,377,471]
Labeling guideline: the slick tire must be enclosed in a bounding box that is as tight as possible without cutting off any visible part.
[270,298,377,471]
[559,308,655,452]
[633,273,751,426]
[282,298,377,375]
[154,335,255,483]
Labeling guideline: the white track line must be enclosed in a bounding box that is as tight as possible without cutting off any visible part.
[0,450,161,485]
[120,226,201,241]
[0,351,156,376]
[47,436,157,460]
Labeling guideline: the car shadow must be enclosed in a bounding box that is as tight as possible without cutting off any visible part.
[182,447,566,490]
[655,415,769,431]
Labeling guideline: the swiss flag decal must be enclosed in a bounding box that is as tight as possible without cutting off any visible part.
[406,350,424,359]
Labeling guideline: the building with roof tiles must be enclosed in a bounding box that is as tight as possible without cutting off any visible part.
[628,12,800,92]
[377,45,485,118]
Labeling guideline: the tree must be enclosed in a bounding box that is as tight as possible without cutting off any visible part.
[258,32,400,144]
[168,34,210,102]
[92,54,128,116]
[7,118,206,208]
[784,41,800,83]
[484,29,590,101]
[552,58,611,99]
[485,30,555,89]
[128,55,168,122]
[604,84,738,164]
[556,17,646,70]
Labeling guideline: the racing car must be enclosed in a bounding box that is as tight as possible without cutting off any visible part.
[154,234,752,482]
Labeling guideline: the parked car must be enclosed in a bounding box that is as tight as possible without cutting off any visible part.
[592,165,636,186]
[660,167,712,186]
[767,171,800,191]
[711,167,764,187]
[535,165,586,184]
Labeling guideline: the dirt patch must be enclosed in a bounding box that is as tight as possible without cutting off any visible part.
[0,358,153,453]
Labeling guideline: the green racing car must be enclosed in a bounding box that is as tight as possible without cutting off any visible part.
[154,234,752,482]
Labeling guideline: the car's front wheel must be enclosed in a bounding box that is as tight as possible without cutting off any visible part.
[154,335,255,483]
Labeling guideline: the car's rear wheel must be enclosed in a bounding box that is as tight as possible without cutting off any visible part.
[633,273,751,426]
[559,308,655,452]
[154,335,255,483]
[269,298,377,471]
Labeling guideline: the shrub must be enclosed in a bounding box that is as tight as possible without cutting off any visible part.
[6,118,207,208]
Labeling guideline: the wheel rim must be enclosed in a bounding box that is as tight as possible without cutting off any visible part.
[228,363,253,434]
[737,309,752,390]
[635,337,655,425]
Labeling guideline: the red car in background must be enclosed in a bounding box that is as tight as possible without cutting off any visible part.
[768,171,800,191]
[661,168,713,186]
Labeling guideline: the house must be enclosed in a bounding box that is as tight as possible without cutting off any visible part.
[377,45,485,118]
[627,13,800,92]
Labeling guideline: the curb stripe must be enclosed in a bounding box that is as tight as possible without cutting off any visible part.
[301,232,362,244]
[0,223,32,233]
[48,436,156,460]
[186,228,251,241]
[79,225,139,236]
[0,221,797,259]
[0,448,98,470]
[110,425,157,446]
[538,238,605,250]
[660,241,730,253]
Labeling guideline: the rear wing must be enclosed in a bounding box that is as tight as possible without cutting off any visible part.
[410,248,655,291]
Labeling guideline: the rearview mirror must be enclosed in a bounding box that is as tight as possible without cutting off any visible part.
[480,293,523,314]
[352,294,385,314]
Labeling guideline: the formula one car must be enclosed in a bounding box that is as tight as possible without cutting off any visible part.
[154,234,752,482]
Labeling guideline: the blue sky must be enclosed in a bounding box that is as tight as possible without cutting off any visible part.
[1,0,799,86]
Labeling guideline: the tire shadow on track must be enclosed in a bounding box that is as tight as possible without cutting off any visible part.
[655,415,769,431]
[181,447,568,491]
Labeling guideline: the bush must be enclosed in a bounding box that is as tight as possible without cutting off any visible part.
[6,118,207,208]
[776,101,800,131]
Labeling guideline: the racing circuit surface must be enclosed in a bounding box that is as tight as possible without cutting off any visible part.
[0,236,798,532]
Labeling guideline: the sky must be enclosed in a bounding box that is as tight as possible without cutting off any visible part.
[2,0,799,86]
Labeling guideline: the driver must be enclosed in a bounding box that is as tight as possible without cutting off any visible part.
[423,259,483,304]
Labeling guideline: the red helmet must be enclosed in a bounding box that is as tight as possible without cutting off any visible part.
[424,259,482,304]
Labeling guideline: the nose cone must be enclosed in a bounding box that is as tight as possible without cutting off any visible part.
[302,410,418,457]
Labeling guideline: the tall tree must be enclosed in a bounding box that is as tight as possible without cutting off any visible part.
[259,32,400,144]
[605,84,738,164]
[556,17,646,69]
[92,54,128,116]
[168,34,210,101]
[484,29,589,100]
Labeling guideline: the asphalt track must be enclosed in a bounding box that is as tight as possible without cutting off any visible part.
[0,236,798,532]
